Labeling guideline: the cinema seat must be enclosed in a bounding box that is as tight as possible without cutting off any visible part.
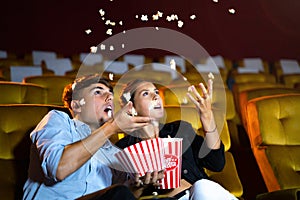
[23,75,74,105]
[281,74,300,88]
[0,81,46,104]
[162,106,243,198]
[245,94,300,195]
[238,88,300,132]
[0,104,70,200]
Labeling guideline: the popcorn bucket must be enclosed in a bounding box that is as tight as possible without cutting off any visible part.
[115,137,166,177]
[158,138,183,189]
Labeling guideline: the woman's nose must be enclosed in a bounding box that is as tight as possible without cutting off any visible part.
[153,93,159,100]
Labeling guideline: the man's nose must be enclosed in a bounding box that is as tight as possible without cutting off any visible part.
[105,92,113,102]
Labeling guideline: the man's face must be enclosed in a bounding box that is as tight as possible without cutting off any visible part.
[75,83,114,130]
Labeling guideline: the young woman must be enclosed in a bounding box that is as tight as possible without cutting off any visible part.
[115,78,238,200]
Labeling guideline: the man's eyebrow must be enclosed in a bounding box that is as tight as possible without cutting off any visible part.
[89,86,113,94]
[89,86,104,92]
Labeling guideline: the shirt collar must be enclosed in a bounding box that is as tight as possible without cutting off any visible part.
[73,119,113,149]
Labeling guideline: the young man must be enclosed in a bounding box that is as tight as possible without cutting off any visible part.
[23,74,162,200]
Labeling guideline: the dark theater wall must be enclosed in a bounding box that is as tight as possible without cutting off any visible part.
[1,0,300,61]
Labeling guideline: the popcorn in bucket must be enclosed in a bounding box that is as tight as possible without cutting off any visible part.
[158,138,183,189]
[115,137,166,177]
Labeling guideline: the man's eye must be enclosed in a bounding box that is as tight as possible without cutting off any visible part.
[94,90,102,95]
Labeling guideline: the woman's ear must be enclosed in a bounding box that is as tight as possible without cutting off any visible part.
[71,100,82,113]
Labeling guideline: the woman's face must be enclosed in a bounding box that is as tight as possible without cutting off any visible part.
[132,82,164,119]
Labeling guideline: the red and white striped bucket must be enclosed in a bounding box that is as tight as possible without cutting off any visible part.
[158,138,183,189]
[115,137,166,177]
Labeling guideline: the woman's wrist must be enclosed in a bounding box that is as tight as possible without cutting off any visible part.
[204,125,217,133]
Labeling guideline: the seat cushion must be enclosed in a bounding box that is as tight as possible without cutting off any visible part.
[265,146,300,189]
[206,152,243,198]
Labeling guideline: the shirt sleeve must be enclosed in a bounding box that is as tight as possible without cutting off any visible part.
[192,134,225,172]
[30,110,74,182]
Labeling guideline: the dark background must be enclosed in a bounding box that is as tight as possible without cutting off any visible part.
[1,0,300,61]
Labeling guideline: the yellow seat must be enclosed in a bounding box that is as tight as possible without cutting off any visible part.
[162,106,243,198]
[0,104,70,200]
[238,88,300,132]
[281,74,300,88]
[23,75,74,105]
[232,79,285,124]
[0,81,46,104]
[245,94,300,193]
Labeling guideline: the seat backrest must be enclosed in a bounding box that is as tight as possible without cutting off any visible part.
[246,94,300,147]
[0,104,70,200]
[162,106,231,151]
[245,93,300,192]
[239,88,300,131]
[282,74,300,88]
[161,86,235,121]
[0,81,46,104]
[23,75,74,105]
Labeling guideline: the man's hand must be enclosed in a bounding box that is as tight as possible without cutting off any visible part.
[111,101,153,134]
[126,170,165,198]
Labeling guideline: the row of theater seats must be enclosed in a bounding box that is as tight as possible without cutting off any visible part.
[1,71,300,199]
[0,74,244,199]
[228,72,300,199]
[0,77,74,199]
[1,52,300,90]
[244,93,300,200]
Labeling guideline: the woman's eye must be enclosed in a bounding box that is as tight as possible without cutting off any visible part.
[142,91,149,96]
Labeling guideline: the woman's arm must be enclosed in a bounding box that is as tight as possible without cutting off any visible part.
[187,78,221,150]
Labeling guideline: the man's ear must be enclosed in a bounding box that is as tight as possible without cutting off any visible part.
[71,100,82,113]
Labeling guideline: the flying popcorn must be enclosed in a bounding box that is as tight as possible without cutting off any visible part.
[85,29,92,34]
[99,9,105,16]
[152,14,159,21]
[107,110,112,118]
[155,27,159,30]
[109,73,114,81]
[172,14,178,20]
[213,0,218,2]
[141,15,148,21]
[135,15,139,19]
[229,8,236,14]
[170,59,176,70]
[208,72,215,80]
[79,98,86,106]
[100,44,105,50]
[109,45,114,51]
[119,21,123,25]
[166,16,172,22]
[157,11,163,17]
[190,15,196,20]
[178,20,184,28]
[90,46,97,53]
[106,29,112,35]
[121,43,125,48]
[131,107,138,116]
[123,92,131,102]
